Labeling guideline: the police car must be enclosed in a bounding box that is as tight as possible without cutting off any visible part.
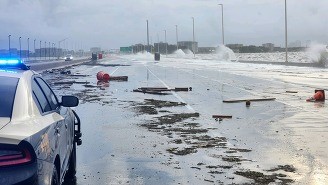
[0,59,82,185]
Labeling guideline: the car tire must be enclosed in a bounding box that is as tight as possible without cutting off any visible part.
[51,165,59,185]
[66,143,76,178]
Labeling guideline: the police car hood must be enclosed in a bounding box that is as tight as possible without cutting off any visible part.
[0,118,10,130]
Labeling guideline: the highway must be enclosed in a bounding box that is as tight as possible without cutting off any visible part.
[38,55,328,184]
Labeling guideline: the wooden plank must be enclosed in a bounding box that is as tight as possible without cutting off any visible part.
[223,98,276,103]
[140,87,168,90]
[110,76,128,81]
[285,91,298,93]
[133,89,171,95]
[174,87,189,92]
[212,115,232,119]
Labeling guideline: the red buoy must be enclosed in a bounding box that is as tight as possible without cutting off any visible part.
[97,71,110,81]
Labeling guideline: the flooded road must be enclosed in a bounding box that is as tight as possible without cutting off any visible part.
[43,55,328,184]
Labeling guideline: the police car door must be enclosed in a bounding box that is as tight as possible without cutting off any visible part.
[33,77,70,170]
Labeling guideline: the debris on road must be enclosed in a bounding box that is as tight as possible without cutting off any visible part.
[133,87,191,95]
[285,90,298,93]
[212,115,232,121]
[246,100,251,107]
[96,71,110,81]
[306,89,325,102]
[133,88,172,95]
[223,97,276,103]
[53,81,90,85]
[109,76,128,81]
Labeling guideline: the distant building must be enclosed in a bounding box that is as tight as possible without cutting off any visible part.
[198,47,216,54]
[90,47,101,53]
[178,41,198,53]
[262,43,275,52]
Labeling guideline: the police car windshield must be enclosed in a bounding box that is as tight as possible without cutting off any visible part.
[0,76,19,118]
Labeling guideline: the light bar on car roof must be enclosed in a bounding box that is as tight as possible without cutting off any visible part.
[0,59,22,65]
[0,58,29,70]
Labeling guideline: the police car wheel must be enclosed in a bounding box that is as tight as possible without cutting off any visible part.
[51,165,59,185]
[66,143,77,178]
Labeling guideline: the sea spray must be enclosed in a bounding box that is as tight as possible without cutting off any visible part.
[214,45,237,61]
[306,43,328,66]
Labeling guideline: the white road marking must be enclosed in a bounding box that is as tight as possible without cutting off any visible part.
[145,65,195,112]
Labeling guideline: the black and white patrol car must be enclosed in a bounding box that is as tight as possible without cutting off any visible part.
[0,59,82,185]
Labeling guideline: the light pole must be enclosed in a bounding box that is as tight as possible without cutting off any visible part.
[146,20,149,53]
[157,33,159,53]
[192,17,195,57]
[34,39,36,59]
[58,38,68,59]
[44,41,46,60]
[39,41,41,60]
[48,42,50,60]
[19,37,22,59]
[8,35,11,57]
[164,30,167,57]
[284,0,288,62]
[27,38,30,60]
[218,4,225,45]
[175,25,179,51]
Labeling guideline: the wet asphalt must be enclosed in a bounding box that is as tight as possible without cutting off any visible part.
[40,55,328,184]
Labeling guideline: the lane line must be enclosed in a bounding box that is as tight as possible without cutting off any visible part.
[111,67,120,75]
[145,65,195,112]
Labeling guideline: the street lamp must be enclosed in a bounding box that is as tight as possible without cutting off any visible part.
[284,0,288,62]
[58,38,68,59]
[44,41,46,60]
[34,39,36,59]
[163,30,167,57]
[19,37,22,59]
[27,38,30,61]
[8,35,11,57]
[218,4,225,45]
[157,33,159,53]
[48,42,51,60]
[146,20,149,53]
[175,25,179,51]
[192,17,195,57]
[39,41,41,60]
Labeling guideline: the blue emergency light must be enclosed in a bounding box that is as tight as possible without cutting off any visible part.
[0,58,29,70]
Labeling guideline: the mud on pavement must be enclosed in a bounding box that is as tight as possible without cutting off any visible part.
[131,98,296,184]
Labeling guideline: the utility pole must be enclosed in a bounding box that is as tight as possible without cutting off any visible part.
[175,25,179,51]
[39,41,41,60]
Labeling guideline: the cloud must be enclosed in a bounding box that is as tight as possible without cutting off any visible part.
[0,0,327,50]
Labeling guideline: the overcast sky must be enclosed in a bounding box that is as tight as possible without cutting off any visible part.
[0,0,328,50]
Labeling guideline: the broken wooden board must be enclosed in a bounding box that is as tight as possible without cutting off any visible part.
[212,115,232,119]
[223,98,276,103]
[110,76,128,81]
[133,89,171,95]
[285,91,298,93]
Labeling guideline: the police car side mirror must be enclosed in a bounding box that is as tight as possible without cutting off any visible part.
[61,96,79,107]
